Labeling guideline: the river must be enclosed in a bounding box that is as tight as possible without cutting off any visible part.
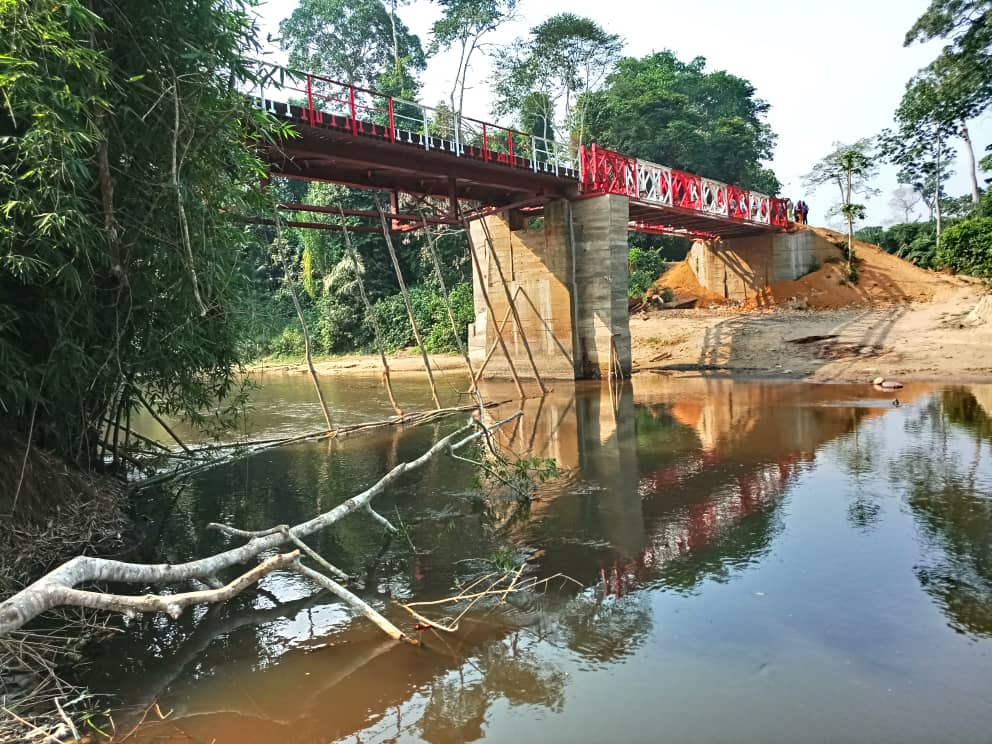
[87,374,992,743]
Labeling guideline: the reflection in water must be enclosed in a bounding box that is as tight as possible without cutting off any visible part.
[89,377,992,743]
[892,388,992,637]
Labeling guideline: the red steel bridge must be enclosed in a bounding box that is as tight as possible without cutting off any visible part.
[255,67,790,240]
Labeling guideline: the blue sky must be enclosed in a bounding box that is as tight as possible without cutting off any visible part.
[256,0,991,227]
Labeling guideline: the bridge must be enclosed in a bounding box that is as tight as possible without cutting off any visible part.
[256,67,806,380]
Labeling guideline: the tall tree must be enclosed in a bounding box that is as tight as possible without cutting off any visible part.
[803,140,879,271]
[905,0,992,207]
[582,52,780,193]
[279,0,425,89]
[430,0,518,117]
[492,14,621,145]
[881,78,959,241]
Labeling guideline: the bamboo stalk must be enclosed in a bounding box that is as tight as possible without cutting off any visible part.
[134,389,192,455]
[478,218,548,394]
[376,205,442,409]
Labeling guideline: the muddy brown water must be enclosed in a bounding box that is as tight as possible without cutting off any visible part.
[88,375,992,743]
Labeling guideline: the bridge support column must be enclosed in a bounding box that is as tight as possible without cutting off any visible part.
[570,194,632,379]
[468,194,631,381]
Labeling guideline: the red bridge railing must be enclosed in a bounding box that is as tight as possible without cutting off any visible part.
[253,63,789,232]
[579,144,789,229]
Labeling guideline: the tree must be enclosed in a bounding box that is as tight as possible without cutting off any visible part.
[890,186,923,223]
[279,0,425,89]
[881,77,960,241]
[430,0,518,117]
[492,14,622,146]
[905,1,992,208]
[902,56,989,207]
[582,52,780,194]
[803,140,879,272]
[1,0,284,471]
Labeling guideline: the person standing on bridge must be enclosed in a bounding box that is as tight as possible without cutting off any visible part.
[795,200,808,225]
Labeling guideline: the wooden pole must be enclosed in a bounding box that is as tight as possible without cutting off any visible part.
[338,205,403,417]
[463,219,526,400]
[275,224,333,432]
[376,205,442,410]
[473,302,514,383]
[422,220,475,381]
[477,218,548,394]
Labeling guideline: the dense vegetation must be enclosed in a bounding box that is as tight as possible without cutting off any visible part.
[0,0,289,468]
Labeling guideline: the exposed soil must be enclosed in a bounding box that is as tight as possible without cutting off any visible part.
[638,227,992,383]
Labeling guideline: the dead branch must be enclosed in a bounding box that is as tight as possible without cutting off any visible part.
[0,412,522,637]
[376,204,442,409]
[396,564,580,633]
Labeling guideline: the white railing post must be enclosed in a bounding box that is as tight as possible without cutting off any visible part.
[423,107,431,151]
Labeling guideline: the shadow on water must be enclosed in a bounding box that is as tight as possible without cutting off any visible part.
[87,376,992,743]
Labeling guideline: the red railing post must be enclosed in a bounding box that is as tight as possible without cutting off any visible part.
[591,143,599,190]
[507,130,514,162]
[482,123,489,162]
[306,74,315,126]
[387,97,395,143]
[349,85,358,135]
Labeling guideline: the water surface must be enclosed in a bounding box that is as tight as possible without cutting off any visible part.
[95,375,992,743]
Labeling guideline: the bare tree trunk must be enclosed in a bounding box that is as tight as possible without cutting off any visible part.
[960,120,981,207]
[935,130,943,248]
[377,207,442,409]
[278,238,333,432]
[0,414,521,636]
[846,168,854,271]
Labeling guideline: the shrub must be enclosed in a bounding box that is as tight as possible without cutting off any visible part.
[936,217,992,278]
[268,327,305,357]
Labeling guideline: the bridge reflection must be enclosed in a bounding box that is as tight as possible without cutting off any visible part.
[111,378,945,743]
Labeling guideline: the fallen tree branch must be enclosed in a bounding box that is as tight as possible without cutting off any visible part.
[0,412,522,637]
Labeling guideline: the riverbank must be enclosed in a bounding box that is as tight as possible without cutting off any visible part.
[251,283,992,384]
[251,351,466,376]
[631,283,992,382]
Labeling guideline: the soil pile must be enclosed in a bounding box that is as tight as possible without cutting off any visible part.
[654,226,966,312]
[655,260,729,306]
[743,227,960,310]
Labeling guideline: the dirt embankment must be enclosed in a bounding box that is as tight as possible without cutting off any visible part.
[640,229,992,382]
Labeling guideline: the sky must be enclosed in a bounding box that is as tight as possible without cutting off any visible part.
[254,0,991,228]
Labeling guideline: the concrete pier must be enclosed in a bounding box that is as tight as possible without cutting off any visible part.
[468,195,632,380]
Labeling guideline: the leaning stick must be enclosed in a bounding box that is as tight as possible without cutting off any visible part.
[463,219,527,399]
[473,302,514,383]
[275,217,334,431]
[338,205,402,416]
[377,205,442,409]
[422,219,475,381]
[478,218,548,394]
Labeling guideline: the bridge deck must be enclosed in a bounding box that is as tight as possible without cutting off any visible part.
[256,70,790,239]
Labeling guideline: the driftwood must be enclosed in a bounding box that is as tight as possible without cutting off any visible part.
[0,412,522,639]
[132,402,504,490]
